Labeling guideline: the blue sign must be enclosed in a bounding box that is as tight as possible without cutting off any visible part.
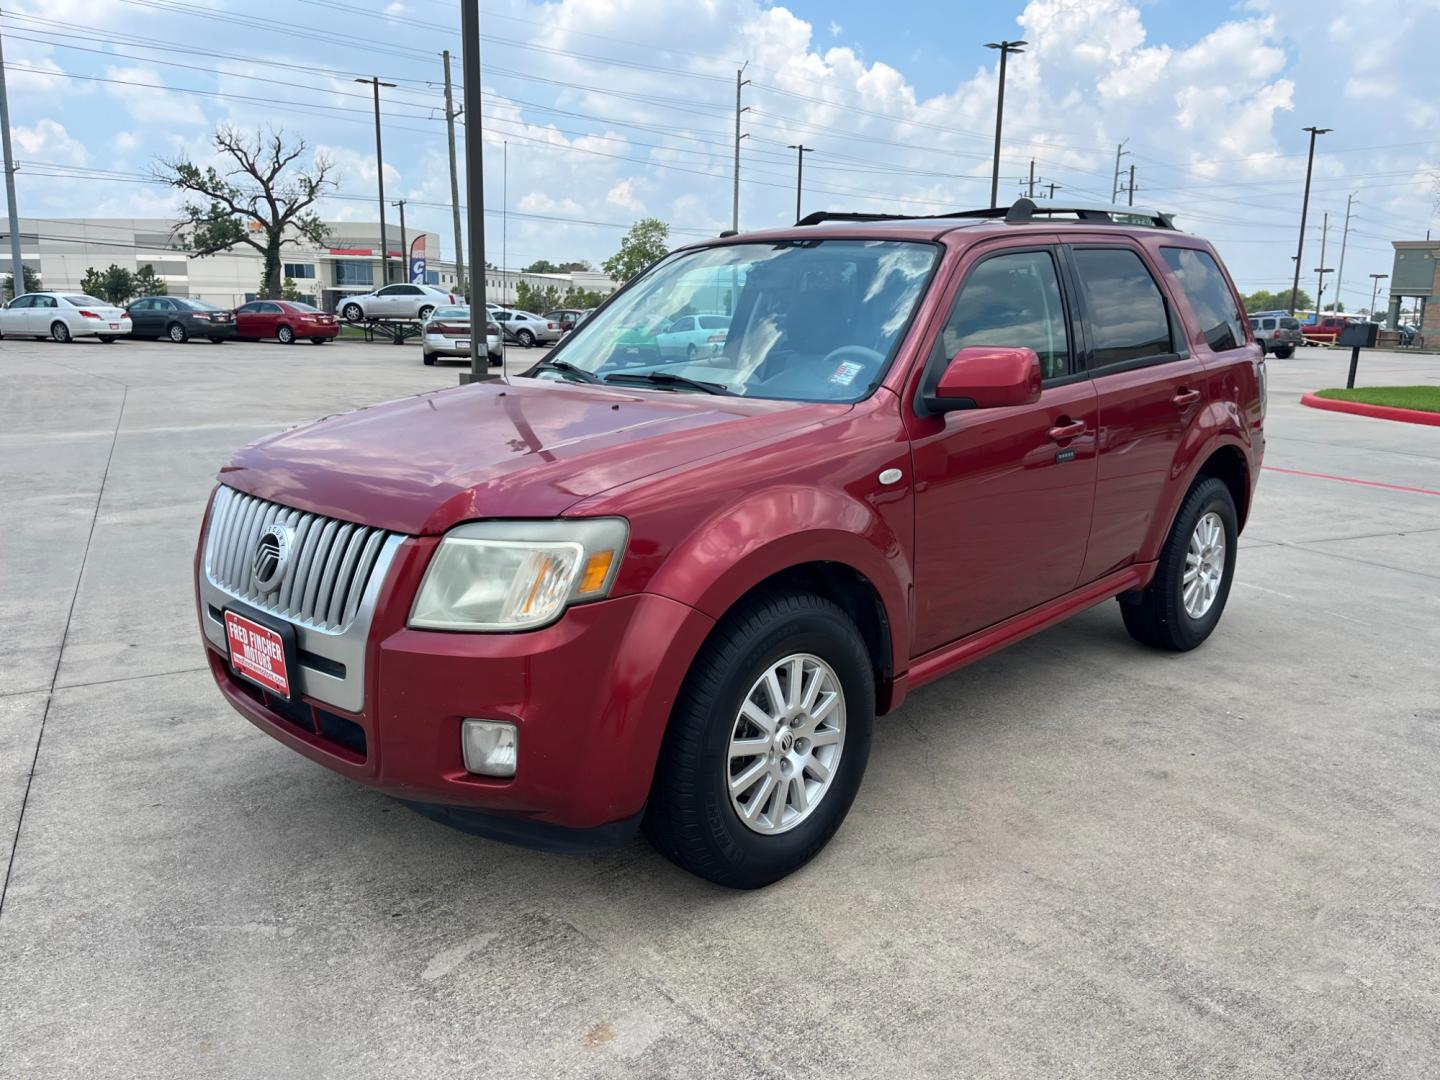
[409,255,426,284]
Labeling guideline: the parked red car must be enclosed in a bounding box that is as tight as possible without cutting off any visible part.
[196,200,1264,888]
[233,300,339,344]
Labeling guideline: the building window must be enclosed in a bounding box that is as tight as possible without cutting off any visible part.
[335,262,373,286]
[284,263,316,279]
[424,270,438,285]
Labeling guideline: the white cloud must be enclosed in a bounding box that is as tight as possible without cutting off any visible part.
[829,20,842,37]
[103,66,208,126]
[13,119,89,167]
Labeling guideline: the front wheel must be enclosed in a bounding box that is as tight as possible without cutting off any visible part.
[311,338,328,345]
[98,335,116,344]
[644,591,874,889]
[51,321,72,343]
[167,322,188,343]
[277,325,295,344]
[417,305,435,322]
[1272,346,1294,359]
[1120,477,1238,652]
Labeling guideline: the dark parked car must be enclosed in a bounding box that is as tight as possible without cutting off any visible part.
[195,199,1264,888]
[125,296,235,343]
[233,300,338,344]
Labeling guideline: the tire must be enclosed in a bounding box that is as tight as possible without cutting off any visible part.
[311,338,328,345]
[644,591,874,889]
[167,322,188,343]
[1255,341,1267,357]
[422,351,436,366]
[51,321,72,343]
[210,337,225,344]
[686,343,697,361]
[1120,476,1238,652]
[417,305,435,321]
[342,303,364,323]
[489,352,503,367]
[516,329,535,348]
[98,335,116,344]
[1273,346,1294,359]
[277,325,295,345]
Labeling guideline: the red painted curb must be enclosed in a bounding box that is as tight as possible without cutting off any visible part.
[1300,392,1440,428]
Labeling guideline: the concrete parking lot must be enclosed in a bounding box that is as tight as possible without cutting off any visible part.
[1,336,1437,1078]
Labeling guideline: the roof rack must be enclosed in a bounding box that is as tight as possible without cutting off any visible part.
[795,197,1177,231]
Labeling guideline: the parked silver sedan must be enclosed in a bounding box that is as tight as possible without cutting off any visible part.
[420,305,501,366]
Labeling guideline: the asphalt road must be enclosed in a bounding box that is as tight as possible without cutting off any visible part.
[1,337,1438,1078]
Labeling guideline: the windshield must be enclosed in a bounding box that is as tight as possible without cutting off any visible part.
[64,295,108,307]
[533,239,938,402]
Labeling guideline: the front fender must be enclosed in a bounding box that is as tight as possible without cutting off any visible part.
[643,484,912,677]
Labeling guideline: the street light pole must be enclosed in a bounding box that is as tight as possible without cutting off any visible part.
[1369,273,1388,319]
[1288,125,1331,314]
[985,40,1026,209]
[786,144,813,223]
[731,63,750,232]
[356,76,398,284]
[0,15,24,297]
[460,0,487,382]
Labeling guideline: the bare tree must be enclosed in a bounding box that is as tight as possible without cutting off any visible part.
[154,126,336,298]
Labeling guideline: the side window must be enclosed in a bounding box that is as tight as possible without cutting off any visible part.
[8,294,33,309]
[35,295,57,309]
[699,316,730,330]
[936,249,1070,379]
[1261,318,1276,330]
[235,302,256,314]
[669,316,693,332]
[259,302,282,314]
[1071,248,1172,366]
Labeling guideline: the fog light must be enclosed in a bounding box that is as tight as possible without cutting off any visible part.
[461,719,518,777]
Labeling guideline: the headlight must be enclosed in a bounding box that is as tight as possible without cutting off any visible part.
[409,518,628,631]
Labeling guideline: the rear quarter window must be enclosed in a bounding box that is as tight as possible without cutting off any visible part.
[1159,247,1245,352]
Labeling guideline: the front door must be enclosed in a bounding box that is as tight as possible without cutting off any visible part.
[909,245,1099,654]
[128,298,157,337]
[1066,244,1207,582]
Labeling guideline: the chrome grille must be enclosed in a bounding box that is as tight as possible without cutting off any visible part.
[204,486,393,632]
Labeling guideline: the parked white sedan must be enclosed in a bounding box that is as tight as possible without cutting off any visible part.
[0,292,132,342]
[338,283,457,323]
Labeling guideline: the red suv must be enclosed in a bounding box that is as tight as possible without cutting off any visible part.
[196,200,1264,888]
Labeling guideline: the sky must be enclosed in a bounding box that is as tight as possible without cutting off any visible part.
[3,0,1439,310]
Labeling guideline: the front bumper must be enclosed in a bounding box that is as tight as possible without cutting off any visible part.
[200,535,715,833]
[192,320,236,339]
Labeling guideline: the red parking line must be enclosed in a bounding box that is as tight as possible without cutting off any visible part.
[1263,465,1440,497]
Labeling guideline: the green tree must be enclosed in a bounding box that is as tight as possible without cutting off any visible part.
[560,286,606,309]
[558,260,592,273]
[79,264,136,305]
[522,259,559,273]
[281,276,305,302]
[1242,287,1313,313]
[3,264,42,299]
[133,264,167,297]
[155,125,335,299]
[602,218,669,283]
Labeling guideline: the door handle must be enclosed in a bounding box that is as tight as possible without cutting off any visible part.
[1172,388,1202,407]
[1048,418,1087,442]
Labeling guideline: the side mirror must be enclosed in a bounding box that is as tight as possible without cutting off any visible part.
[927,345,1043,412]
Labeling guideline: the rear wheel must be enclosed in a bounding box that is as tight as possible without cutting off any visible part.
[210,337,226,344]
[1120,476,1238,652]
[51,321,72,343]
[516,329,535,348]
[311,338,328,345]
[422,351,436,366]
[167,322,188,343]
[1273,346,1294,359]
[277,325,295,344]
[644,591,874,889]
[342,302,364,323]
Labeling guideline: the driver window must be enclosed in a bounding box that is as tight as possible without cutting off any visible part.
[937,250,1070,379]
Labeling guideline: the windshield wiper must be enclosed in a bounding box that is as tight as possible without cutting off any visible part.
[525,359,603,383]
[602,371,735,396]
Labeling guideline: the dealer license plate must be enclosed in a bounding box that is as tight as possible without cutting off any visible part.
[224,610,291,698]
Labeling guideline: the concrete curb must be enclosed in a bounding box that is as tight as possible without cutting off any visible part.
[1300,392,1440,428]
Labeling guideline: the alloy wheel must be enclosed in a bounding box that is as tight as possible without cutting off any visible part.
[1183,511,1226,619]
[726,653,845,835]
[52,321,70,342]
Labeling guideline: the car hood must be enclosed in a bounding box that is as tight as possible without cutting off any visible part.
[220,379,840,535]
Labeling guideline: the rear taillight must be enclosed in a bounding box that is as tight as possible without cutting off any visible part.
[448,294,455,303]
[78,310,101,319]
[547,322,557,330]
[121,309,130,318]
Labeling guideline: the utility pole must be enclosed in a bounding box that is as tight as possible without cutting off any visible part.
[731,63,750,232]
[985,40,1026,209]
[356,75,398,283]
[1027,159,1036,197]
[1126,163,1136,206]
[1368,273,1388,319]
[1046,181,1060,199]
[0,13,23,297]
[1315,212,1329,312]
[460,0,487,382]
[1289,125,1331,314]
[501,140,507,308]
[441,50,466,301]
[786,144,813,223]
[392,199,407,282]
[1111,139,1129,203]
[1334,192,1354,312]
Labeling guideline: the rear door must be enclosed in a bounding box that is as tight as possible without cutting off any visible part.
[909,242,1099,652]
[1067,242,1207,582]
[30,294,59,335]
